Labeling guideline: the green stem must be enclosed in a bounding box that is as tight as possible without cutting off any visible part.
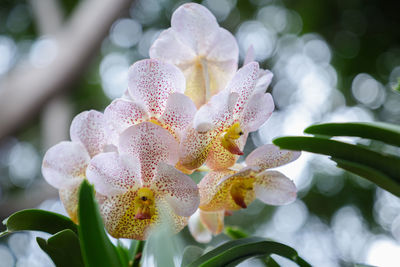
[130,240,145,267]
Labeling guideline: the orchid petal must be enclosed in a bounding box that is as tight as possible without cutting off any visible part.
[254,170,297,205]
[243,45,255,66]
[227,62,260,113]
[119,122,179,183]
[198,170,235,207]
[59,181,82,223]
[104,98,148,135]
[207,28,238,63]
[245,144,301,170]
[206,133,247,171]
[239,93,274,132]
[188,210,212,243]
[153,163,199,217]
[159,93,197,138]
[149,28,196,65]
[128,59,185,117]
[171,3,219,55]
[86,152,141,196]
[254,69,273,94]
[178,126,218,171]
[194,90,238,131]
[70,110,108,157]
[100,192,187,240]
[199,210,225,235]
[42,141,89,189]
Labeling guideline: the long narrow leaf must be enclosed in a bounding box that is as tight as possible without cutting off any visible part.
[186,238,310,267]
[304,122,400,146]
[1,209,77,237]
[78,180,122,267]
[37,229,84,267]
[332,158,400,196]
[273,136,400,183]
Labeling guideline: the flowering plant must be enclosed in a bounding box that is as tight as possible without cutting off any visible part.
[2,2,398,267]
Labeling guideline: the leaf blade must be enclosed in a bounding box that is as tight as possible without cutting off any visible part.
[304,122,400,147]
[37,229,84,267]
[78,180,122,267]
[1,209,77,237]
[186,238,311,267]
[273,136,400,182]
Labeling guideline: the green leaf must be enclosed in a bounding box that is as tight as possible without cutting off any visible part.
[1,209,77,237]
[181,246,204,267]
[186,237,310,267]
[273,136,400,183]
[37,229,84,267]
[78,180,122,267]
[131,240,145,267]
[224,226,248,239]
[332,158,400,196]
[305,122,400,147]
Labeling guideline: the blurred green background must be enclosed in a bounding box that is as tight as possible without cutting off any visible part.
[0,0,400,266]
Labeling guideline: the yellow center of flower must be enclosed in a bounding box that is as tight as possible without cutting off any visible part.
[220,122,244,155]
[149,118,161,126]
[230,179,254,209]
[133,188,156,220]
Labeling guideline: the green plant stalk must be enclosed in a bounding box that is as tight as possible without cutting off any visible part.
[131,240,145,267]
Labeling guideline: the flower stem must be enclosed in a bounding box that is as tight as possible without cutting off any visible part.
[130,240,145,267]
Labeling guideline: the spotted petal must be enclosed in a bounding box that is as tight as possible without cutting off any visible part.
[153,163,199,217]
[119,122,179,183]
[159,93,197,138]
[127,59,185,117]
[198,170,235,207]
[170,3,219,55]
[239,92,274,132]
[227,62,260,113]
[70,110,108,157]
[86,152,142,196]
[193,89,238,132]
[42,141,89,189]
[104,98,148,135]
[245,144,301,170]
[254,170,297,205]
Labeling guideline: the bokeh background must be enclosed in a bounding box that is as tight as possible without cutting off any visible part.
[1,0,400,266]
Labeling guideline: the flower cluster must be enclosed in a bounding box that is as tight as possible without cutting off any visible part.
[42,3,299,241]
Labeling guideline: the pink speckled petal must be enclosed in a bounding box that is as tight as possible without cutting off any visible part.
[119,122,179,183]
[104,98,148,135]
[193,90,238,131]
[188,209,212,243]
[159,93,197,138]
[86,152,141,196]
[171,3,219,55]
[42,141,89,189]
[178,126,218,171]
[254,170,297,205]
[254,69,273,94]
[198,170,235,206]
[149,28,196,65]
[199,209,224,235]
[128,59,186,117]
[245,144,301,170]
[70,110,108,157]
[153,162,199,217]
[227,62,260,114]
[239,93,274,132]
[206,132,247,171]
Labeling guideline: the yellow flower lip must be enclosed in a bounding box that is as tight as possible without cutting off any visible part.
[220,122,244,155]
[134,188,156,220]
[230,180,254,209]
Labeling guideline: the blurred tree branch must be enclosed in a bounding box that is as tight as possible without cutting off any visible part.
[0,0,131,140]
